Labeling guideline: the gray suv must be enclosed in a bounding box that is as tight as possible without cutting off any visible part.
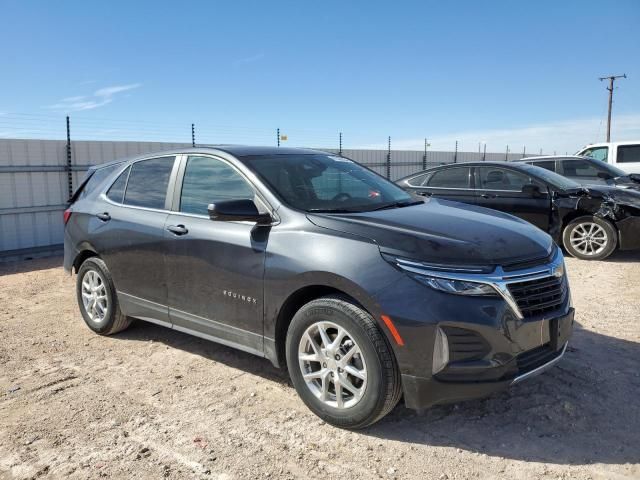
[64,146,573,428]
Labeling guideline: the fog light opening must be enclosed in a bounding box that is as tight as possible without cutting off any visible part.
[432,327,450,375]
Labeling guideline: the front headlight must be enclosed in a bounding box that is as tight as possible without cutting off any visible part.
[412,274,498,296]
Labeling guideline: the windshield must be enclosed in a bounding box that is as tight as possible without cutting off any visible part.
[518,163,581,190]
[584,158,627,177]
[243,154,415,212]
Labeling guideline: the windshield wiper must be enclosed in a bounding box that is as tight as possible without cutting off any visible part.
[307,208,363,213]
[370,200,423,211]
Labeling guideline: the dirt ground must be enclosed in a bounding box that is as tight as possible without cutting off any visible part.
[1,253,639,480]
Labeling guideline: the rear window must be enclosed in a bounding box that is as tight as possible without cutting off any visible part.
[530,161,556,173]
[617,145,640,164]
[123,157,175,209]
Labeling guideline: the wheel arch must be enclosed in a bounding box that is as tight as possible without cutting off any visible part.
[72,246,100,274]
[271,284,369,369]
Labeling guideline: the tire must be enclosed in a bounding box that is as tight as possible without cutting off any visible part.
[285,295,402,429]
[76,257,132,335]
[562,216,617,260]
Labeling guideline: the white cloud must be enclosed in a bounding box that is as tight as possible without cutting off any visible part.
[357,114,640,154]
[47,83,141,112]
[233,53,265,66]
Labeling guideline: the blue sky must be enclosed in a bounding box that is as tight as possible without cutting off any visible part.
[1,0,639,153]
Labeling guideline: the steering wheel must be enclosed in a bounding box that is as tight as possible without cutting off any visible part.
[332,192,352,202]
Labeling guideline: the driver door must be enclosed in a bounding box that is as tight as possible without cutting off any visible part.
[474,166,551,231]
[164,155,269,354]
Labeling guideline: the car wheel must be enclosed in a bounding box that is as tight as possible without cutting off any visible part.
[286,295,402,429]
[562,216,617,260]
[76,257,132,335]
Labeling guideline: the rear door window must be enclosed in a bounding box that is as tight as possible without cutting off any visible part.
[426,167,471,188]
[123,157,175,209]
[617,145,640,163]
[531,161,556,173]
[477,167,530,191]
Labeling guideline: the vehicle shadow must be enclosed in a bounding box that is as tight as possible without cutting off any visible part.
[115,321,291,386]
[114,320,639,466]
[364,324,640,466]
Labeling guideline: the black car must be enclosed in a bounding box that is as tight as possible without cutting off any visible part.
[514,155,640,190]
[64,147,573,428]
[397,161,640,261]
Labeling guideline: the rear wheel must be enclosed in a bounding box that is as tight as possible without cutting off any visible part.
[76,257,131,335]
[562,216,617,260]
[286,296,401,429]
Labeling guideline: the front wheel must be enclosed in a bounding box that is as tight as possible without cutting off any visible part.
[562,216,617,260]
[285,296,402,429]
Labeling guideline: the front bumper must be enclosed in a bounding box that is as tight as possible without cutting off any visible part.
[616,216,640,250]
[401,308,574,410]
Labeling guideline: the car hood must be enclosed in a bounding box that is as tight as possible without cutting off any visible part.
[566,185,640,206]
[307,198,554,267]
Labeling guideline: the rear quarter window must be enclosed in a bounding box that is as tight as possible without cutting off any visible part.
[617,145,640,163]
[72,164,119,202]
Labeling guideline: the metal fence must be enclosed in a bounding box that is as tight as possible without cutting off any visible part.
[0,137,535,262]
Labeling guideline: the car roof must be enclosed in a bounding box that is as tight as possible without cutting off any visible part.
[396,161,534,181]
[513,155,590,162]
[89,145,330,170]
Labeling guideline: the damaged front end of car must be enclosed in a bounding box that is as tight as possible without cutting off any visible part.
[550,187,640,251]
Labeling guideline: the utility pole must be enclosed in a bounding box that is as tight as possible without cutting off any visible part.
[599,74,626,142]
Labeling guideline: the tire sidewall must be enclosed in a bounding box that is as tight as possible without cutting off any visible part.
[285,299,387,428]
[562,216,617,260]
[76,258,117,334]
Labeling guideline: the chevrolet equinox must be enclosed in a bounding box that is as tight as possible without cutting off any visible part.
[64,146,574,428]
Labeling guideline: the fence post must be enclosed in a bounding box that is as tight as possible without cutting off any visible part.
[386,136,391,179]
[277,128,280,147]
[339,132,343,156]
[422,138,428,170]
[66,116,72,200]
[191,123,195,147]
[454,141,458,163]
[523,145,526,157]
[483,143,487,161]
[505,145,509,161]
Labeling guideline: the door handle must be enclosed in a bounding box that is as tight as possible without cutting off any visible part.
[417,191,432,197]
[96,212,111,221]
[166,224,188,235]
[480,193,497,199]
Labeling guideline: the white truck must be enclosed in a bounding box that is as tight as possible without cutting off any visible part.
[576,141,640,174]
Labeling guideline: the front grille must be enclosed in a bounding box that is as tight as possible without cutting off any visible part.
[507,275,566,318]
[516,343,558,372]
[442,326,491,362]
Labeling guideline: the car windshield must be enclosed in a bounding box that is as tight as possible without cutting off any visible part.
[582,159,627,177]
[243,154,416,212]
[517,163,581,190]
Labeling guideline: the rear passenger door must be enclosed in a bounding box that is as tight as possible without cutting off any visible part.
[475,166,551,231]
[415,166,476,205]
[94,156,178,324]
[163,155,269,354]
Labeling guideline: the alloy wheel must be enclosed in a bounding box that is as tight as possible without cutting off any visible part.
[81,270,108,322]
[298,321,367,409]
[569,222,608,256]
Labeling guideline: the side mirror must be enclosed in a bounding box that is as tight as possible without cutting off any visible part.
[207,199,272,225]
[521,184,542,197]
